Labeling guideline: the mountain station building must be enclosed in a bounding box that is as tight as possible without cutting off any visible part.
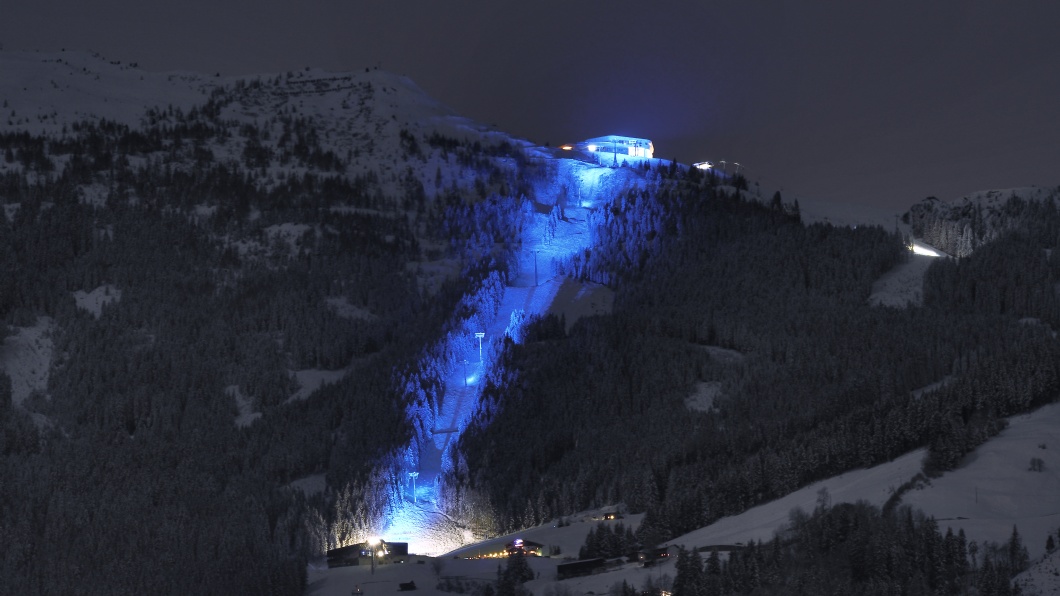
[562,135,654,163]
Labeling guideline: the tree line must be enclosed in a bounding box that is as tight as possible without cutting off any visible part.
[444,170,1060,556]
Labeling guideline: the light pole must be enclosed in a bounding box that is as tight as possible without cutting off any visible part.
[532,250,539,286]
[368,537,379,574]
[463,359,468,387]
[408,471,419,504]
[475,332,485,363]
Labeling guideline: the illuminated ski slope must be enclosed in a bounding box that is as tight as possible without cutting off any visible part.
[379,162,635,554]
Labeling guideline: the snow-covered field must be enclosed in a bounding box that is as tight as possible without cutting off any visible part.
[904,403,1060,562]
[663,403,1060,567]
[72,284,122,318]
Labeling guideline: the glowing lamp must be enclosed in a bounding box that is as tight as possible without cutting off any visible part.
[368,537,380,574]
[560,145,573,151]
[587,144,597,152]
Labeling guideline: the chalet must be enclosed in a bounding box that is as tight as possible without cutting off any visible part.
[563,135,654,164]
[638,545,680,567]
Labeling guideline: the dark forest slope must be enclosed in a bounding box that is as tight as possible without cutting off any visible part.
[448,176,1060,548]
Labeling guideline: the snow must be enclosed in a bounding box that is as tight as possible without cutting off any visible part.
[264,223,313,257]
[226,385,261,428]
[696,344,744,365]
[348,164,1056,590]
[1017,548,1060,595]
[667,449,927,552]
[288,368,349,403]
[957,186,1057,211]
[324,297,377,321]
[868,252,935,308]
[0,50,209,134]
[686,381,722,412]
[305,553,558,596]
[306,397,1060,596]
[72,284,122,318]
[549,278,614,328]
[902,402,1060,562]
[308,510,661,596]
[3,47,1056,593]
[639,403,1060,592]
[375,162,632,558]
[2,203,20,222]
[0,316,53,407]
[288,473,328,497]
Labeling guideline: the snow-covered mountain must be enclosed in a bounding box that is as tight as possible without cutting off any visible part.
[0,48,530,200]
[3,49,1059,596]
[905,186,1060,258]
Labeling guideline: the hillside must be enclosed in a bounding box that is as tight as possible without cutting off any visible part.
[0,49,555,593]
[0,49,677,592]
[905,186,1060,258]
[1,49,1059,595]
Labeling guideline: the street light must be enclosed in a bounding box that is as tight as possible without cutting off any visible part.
[408,471,419,504]
[368,537,379,574]
[475,332,485,363]
[463,359,468,387]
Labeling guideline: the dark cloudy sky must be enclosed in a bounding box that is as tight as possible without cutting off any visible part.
[4,1,1060,212]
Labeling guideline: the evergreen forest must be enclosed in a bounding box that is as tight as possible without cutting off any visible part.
[1,63,1059,594]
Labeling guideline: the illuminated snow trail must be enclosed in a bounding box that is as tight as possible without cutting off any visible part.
[379,160,635,554]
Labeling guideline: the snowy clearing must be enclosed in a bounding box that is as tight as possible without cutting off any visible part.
[0,316,54,407]
[72,284,122,318]
[868,252,935,308]
[666,449,927,551]
[324,297,377,321]
[903,402,1060,561]
[686,381,722,412]
[226,385,261,428]
[288,368,349,403]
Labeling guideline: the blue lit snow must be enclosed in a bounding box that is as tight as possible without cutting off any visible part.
[374,157,637,554]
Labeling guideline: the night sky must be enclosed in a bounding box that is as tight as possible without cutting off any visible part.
[4,1,1060,212]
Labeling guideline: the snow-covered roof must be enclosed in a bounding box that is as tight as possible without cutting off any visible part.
[581,134,652,147]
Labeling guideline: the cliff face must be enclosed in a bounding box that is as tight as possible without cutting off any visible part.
[906,187,1060,257]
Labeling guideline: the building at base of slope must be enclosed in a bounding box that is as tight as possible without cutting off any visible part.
[325,540,410,567]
